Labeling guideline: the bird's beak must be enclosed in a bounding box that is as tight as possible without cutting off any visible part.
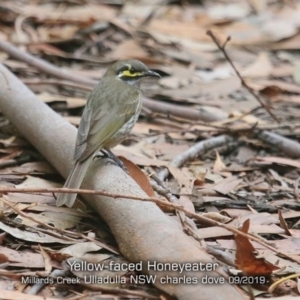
[144,70,161,78]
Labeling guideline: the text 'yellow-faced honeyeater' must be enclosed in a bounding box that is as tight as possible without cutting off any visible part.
[56,60,160,207]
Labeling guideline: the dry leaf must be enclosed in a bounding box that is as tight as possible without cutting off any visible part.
[202,212,231,224]
[241,53,273,78]
[60,242,111,263]
[278,210,292,236]
[207,3,250,21]
[235,219,280,275]
[178,196,195,213]
[16,176,61,189]
[0,221,75,244]
[120,156,155,197]
[21,4,117,23]
[212,177,242,195]
[110,40,149,61]
[248,0,267,13]
[252,156,300,169]
[213,151,226,172]
[19,211,81,230]
[0,246,44,268]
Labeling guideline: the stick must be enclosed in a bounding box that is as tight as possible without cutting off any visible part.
[158,134,232,180]
[0,187,297,263]
[207,30,280,123]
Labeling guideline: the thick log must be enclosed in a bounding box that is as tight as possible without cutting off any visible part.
[0,64,243,300]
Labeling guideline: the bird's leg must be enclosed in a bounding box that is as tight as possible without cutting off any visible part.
[94,149,128,174]
[93,150,108,160]
[105,149,128,173]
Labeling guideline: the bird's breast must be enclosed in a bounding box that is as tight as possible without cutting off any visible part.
[103,96,142,149]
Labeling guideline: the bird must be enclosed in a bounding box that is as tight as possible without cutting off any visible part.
[56,60,161,207]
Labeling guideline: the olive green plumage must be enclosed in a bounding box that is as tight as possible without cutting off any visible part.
[56,60,160,207]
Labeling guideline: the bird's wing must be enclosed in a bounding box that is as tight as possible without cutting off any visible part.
[74,82,140,162]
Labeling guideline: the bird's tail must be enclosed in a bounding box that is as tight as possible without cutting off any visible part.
[56,157,92,207]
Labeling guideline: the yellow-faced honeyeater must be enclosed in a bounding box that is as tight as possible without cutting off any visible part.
[56,60,160,207]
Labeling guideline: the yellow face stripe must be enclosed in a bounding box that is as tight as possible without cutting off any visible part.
[120,70,143,77]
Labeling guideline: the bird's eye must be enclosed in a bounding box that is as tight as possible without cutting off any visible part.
[129,68,136,74]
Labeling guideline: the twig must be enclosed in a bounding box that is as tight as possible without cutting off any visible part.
[0,187,297,263]
[252,122,300,131]
[139,0,169,26]
[157,134,233,181]
[206,30,279,123]
[143,97,227,122]
[38,245,52,275]
[149,169,177,202]
[0,186,175,201]
[149,169,201,242]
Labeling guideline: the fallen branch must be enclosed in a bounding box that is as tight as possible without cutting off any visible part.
[158,134,233,180]
[257,130,300,158]
[0,63,242,300]
[0,39,226,122]
[143,97,227,122]
[0,39,95,87]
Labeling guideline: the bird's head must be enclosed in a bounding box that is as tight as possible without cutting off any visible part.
[107,60,161,87]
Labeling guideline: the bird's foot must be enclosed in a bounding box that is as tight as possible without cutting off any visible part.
[94,149,128,174]
[93,150,108,160]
